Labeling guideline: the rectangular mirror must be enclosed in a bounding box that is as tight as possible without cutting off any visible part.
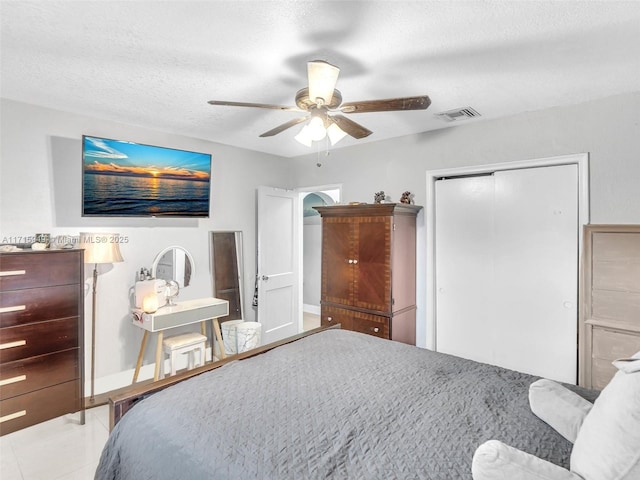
[210,231,244,321]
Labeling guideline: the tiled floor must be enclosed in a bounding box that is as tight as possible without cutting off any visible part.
[0,314,322,479]
[0,405,109,480]
[303,311,321,331]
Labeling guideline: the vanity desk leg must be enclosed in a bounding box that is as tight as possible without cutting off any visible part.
[153,331,164,381]
[199,320,224,361]
[132,330,165,383]
[132,330,149,384]
[212,318,226,360]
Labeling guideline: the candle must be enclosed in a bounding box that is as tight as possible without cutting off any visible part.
[142,293,158,313]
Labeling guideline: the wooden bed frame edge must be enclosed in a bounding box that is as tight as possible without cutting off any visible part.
[108,324,340,430]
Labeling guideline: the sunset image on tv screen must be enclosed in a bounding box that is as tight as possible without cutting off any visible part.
[82,136,212,217]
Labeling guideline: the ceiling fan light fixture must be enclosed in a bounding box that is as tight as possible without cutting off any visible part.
[208,61,430,147]
[294,125,314,147]
[308,60,339,106]
[307,116,327,141]
[327,123,347,146]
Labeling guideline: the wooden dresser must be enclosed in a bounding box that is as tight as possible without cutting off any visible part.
[0,249,84,435]
[315,204,422,345]
[580,225,640,390]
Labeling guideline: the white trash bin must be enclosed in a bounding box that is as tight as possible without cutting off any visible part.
[235,322,262,353]
[221,319,244,355]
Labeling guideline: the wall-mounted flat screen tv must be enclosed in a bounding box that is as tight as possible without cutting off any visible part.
[82,135,212,217]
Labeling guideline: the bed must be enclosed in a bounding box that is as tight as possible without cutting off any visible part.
[95,327,597,479]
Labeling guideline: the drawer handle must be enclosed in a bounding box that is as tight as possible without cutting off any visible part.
[0,340,26,350]
[327,316,333,322]
[0,374,26,387]
[372,327,380,333]
[0,305,26,314]
[0,270,26,277]
[0,410,27,423]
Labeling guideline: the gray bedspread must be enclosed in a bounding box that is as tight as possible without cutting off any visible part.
[96,329,597,480]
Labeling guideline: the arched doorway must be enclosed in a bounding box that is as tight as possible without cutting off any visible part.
[301,187,340,330]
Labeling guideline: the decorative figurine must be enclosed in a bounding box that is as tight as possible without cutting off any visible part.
[374,191,386,204]
[400,191,413,204]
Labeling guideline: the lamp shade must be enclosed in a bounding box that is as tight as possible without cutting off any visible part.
[79,232,124,264]
[308,60,339,105]
[294,125,314,147]
[327,123,348,145]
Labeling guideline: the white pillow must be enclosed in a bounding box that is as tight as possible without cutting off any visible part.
[570,356,640,480]
[612,351,640,373]
[472,439,582,480]
[529,379,593,443]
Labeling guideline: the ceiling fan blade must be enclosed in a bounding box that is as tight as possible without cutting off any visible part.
[208,100,301,112]
[340,95,431,113]
[329,115,373,139]
[308,60,340,106]
[259,116,309,137]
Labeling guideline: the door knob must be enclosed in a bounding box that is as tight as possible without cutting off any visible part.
[261,275,269,281]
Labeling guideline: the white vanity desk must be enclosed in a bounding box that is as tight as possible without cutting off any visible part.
[131,297,229,382]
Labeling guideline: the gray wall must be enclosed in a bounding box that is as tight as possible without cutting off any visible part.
[2,91,639,387]
[303,217,322,310]
[0,98,294,386]
[292,91,640,347]
[291,92,640,222]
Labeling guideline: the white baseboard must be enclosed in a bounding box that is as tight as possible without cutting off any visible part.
[303,304,320,315]
[87,346,214,397]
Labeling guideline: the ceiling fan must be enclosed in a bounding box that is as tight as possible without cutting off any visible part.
[207,60,431,146]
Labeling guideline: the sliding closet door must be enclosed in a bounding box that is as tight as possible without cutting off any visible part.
[492,166,578,381]
[435,164,578,383]
[435,175,496,365]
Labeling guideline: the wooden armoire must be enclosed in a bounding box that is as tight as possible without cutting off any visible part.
[314,203,422,345]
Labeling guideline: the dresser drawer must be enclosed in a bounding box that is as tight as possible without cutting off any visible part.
[0,348,79,400]
[0,380,81,435]
[321,305,389,339]
[591,327,640,389]
[591,357,619,390]
[0,251,82,291]
[592,327,640,361]
[321,305,352,330]
[351,312,389,339]
[0,317,79,363]
[0,284,81,328]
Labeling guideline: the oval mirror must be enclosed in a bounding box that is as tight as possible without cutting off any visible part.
[152,246,194,288]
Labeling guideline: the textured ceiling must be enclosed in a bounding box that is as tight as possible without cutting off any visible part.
[2,1,640,157]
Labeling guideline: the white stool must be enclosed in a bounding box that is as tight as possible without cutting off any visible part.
[161,332,206,378]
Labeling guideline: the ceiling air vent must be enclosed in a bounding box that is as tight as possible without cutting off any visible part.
[435,107,481,122]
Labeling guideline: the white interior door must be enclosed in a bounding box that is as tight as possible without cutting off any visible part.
[257,186,300,344]
[435,164,578,383]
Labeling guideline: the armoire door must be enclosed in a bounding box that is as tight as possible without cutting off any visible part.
[320,215,392,313]
[435,164,579,383]
[321,217,354,306]
[352,216,391,312]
